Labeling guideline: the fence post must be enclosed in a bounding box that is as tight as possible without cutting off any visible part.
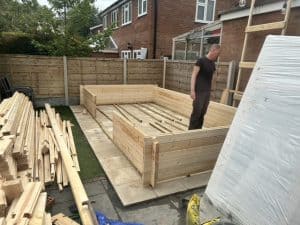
[123,58,127,84]
[63,56,69,105]
[227,60,237,105]
[162,57,167,88]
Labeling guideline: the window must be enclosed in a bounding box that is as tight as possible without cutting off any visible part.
[111,9,118,27]
[122,2,132,26]
[103,15,108,29]
[138,0,147,17]
[195,0,216,23]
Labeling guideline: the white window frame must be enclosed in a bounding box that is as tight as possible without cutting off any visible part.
[111,9,118,27]
[195,0,216,23]
[122,1,132,26]
[103,15,108,29]
[138,0,147,17]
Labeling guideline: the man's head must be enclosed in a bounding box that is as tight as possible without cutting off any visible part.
[207,44,221,61]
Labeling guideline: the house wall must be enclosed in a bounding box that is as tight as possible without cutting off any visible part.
[104,0,154,58]
[156,0,236,58]
[220,7,300,90]
[102,0,237,59]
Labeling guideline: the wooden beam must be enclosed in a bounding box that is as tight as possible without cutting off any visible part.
[239,61,256,69]
[28,192,47,225]
[45,104,96,225]
[2,179,23,204]
[246,21,285,33]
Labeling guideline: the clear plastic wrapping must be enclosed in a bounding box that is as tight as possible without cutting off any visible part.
[205,35,300,225]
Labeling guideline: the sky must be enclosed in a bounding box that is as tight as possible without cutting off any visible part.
[37,0,118,11]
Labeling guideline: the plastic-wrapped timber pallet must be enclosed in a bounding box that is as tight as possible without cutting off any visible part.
[204,35,300,225]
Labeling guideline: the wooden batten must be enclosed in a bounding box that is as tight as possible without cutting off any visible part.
[62,163,68,187]
[45,104,95,225]
[56,156,63,190]
[45,213,52,225]
[23,182,43,218]
[44,154,51,185]
[28,192,47,225]
[2,179,23,204]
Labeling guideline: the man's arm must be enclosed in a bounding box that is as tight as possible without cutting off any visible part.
[190,66,200,100]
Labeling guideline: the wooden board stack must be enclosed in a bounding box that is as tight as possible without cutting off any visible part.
[0,92,82,224]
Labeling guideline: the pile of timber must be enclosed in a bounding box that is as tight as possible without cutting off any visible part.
[0,92,89,225]
[0,92,80,190]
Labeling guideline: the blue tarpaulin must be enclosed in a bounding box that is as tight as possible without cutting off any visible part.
[96,211,144,225]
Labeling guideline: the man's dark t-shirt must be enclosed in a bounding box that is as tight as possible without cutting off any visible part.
[195,57,216,92]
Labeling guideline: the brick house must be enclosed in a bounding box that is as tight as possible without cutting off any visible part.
[218,0,300,90]
[99,0,237,59]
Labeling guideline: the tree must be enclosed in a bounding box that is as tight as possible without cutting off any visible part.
[0,0,115,56]
[67,0,99,37]
[48,0,80,54]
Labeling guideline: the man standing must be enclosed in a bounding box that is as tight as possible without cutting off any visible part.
[189,44,221,130]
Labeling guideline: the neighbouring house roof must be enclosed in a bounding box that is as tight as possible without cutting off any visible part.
[220,0,300,21]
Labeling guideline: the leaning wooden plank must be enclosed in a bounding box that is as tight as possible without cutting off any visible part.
[2,179,23,204]
[23,182,43,218]
[66,121,77,155]
[45,104,96,225]
[9,182,35,224]
[66,121,80,171]
[44,154,51,185]
[56,156,63,191]
[16,98,29,136]
[6,197,18,221]
[13,102,32,157]
[62,163,69,187]
[35,115,41,181]
[28,192,47,225]
[12,95,28,136]
[44,213,52,225]
[38,156,45,189]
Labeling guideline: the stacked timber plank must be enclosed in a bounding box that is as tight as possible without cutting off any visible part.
[0,92,89,225]
[0,92,80,189]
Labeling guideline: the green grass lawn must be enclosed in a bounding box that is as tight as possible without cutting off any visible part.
[38,106,105,180]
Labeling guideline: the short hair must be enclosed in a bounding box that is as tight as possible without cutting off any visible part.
[210,44,221,51]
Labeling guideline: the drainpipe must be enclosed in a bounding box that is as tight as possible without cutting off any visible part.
[152,0,158,59]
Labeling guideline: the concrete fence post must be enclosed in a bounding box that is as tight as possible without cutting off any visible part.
[162,57,168,88]
[123,58,127,84]
[63,56,69,105]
